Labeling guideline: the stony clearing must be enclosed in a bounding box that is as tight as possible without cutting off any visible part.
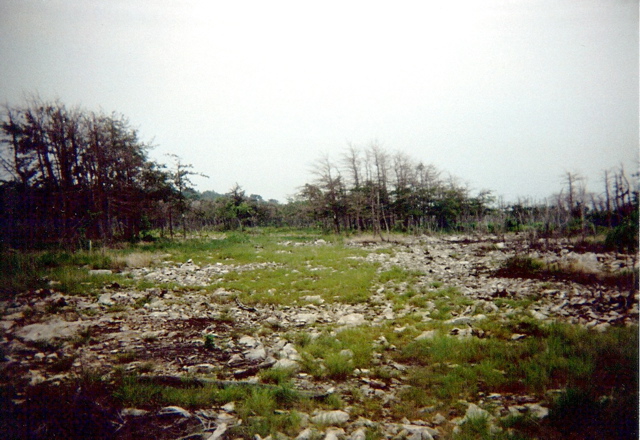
[0,233,637,439]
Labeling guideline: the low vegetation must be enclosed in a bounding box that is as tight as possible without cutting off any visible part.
[0,228,637,439]
[497,254,638,291]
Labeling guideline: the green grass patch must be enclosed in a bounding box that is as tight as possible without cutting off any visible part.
[395,324,638,402]
[296,327,376,380]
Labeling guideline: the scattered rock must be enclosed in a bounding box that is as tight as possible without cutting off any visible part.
[122,408,150,417]
[337,313,366,326]
[88,269,113,276]
[15,319,87,343]
[415,330,436,341]
[311,410,350,425]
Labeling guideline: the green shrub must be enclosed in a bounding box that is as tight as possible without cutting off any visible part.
[605,209,639,253]
[325,352,354,380]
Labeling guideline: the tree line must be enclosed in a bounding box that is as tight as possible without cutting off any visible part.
[291,145,637,250]
[1,99,637,251]
[0,98,177,248]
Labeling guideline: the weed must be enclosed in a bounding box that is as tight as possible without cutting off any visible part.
[378,266,422,284]
[495,256,544,278]
[394,386,434,419]
[298,352,324,378]
[239,388,277,418]
[203,334,216,350]
[114,375,232,409]
[113,351,138,364]
[260,367,296,385]
[325,352,354,380]
[323,393,344,410]
[454,412,491,439]
[136,361,156,373]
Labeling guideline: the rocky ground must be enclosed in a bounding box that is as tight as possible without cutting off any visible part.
[0,233,637,439]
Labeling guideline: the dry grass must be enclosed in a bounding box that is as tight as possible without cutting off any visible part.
[114,252,166,268]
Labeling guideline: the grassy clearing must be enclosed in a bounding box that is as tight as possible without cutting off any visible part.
[0,230,381,305]
[2,228,638,439]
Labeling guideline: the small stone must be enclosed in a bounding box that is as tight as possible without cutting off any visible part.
[296,313,318,325]
[266,317,280,326]
[238,335,259,348]
[0,320,15,331]
[337,313,366,327]
[98,293,115,306]
[301,295,325,304]
[445,317,473,325]
[28,370,46,386]
[339,349,354,359]
[227,353,243,366]
[311,410,350,425]
[400,424,435,440]
[415,330,436,341]
[245,346,267,361]
[530,310,548,321]
[524,403,549,419]
[296,428,316,440]
[273,359,299,371]
[187,363,217,374]
[222,402,236,412]
[463,403,489,422]
[122,408,149,417]
[350,428,367,440]
[89,269,113,276]
[324,428,344,440]
[432,413,446,425]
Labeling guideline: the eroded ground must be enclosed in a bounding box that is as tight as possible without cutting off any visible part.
[0,233,637,439]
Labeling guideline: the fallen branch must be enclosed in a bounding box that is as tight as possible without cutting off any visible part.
[235,297,257,312]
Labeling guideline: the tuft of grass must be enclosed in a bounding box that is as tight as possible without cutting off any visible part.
[296,328,375,380]
[495,255,544,278]
[203,334,216,350]
[260,367,296,385]
[114,252,163,268]
[454,412,492,439]
[113,351,138,364]
[378,266,423,284]
[324,352,354,380]
[114,375,244,409]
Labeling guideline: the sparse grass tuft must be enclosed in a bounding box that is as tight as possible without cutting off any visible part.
[260,367,296,385]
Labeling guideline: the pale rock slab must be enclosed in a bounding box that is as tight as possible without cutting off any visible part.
[311,410,350,425]
[337,313,365,326]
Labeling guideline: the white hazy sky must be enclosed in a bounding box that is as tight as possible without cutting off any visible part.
[0,0,637,203]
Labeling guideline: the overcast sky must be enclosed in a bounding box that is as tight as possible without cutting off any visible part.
[0,1,637,203]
